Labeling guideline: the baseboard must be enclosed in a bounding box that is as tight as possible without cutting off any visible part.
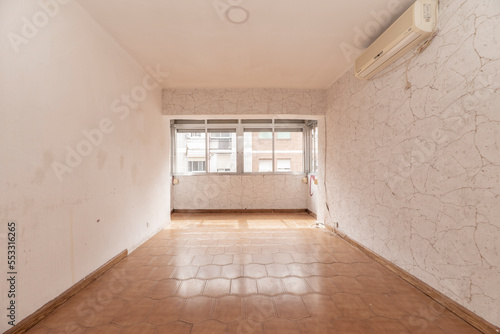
[172,209,309,214]
[325,225,499,334]
[5,250,128,334]
[306,209,317,218]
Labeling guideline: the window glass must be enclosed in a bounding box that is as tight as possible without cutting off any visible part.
[188,161,206,172]
[258,132,272,139]
[277,159,291,171]
[208,131,237,172]
[311,123,319,172]
[274,129,303,173]
[175,131,206,173]
[258,159,273,172]
[276,132,291,140]
[172,120,311,175]
[244,129,273,173]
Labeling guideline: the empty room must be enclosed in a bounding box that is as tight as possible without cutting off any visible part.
[1,0,499,333]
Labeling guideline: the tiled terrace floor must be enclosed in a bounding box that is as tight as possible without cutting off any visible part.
[28,213,481,333]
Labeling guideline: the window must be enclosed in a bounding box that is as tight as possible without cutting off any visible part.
[244,129,273,173]
[274,128,303,173]
[310,122,319,172]
[276,132,291,140]
[210,133,231,138]
[208,130,237,173]
[258,159,272,172]
[188,161,206,172]
[172,119,313,175]
[277,159,291,171]
[174,130,206,173]
[258,132,272,139]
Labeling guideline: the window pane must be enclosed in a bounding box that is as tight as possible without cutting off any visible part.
[188,161,206,172]
[275,130,303,172]
[258,132,272,139]
[313,124,319,172]
[259,159,272,172]
[277,159,291,171]
[244,130,273,172]
[276,132,291,140]
[175,131,206,173]
[208,132,237,172]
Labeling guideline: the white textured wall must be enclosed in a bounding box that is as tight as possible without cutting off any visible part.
[325,0,500,326]
[173,175,307,210]
[0,1,170,330]
[163,89,326,115]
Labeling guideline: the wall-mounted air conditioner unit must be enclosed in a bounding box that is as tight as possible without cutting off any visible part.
[354,0,438,80]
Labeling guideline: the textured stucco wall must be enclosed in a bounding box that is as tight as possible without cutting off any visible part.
[324,0,500,326]
[173,174,307,210]
[163,89,326,115]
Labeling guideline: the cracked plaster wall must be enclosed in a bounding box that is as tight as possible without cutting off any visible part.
[173,175,307,210]
[324,0,500,326]
[162,89,325,115]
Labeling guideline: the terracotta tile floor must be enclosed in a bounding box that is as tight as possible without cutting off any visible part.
[28,213,482,334]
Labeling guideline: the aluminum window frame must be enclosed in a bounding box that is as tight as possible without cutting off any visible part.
[171,119,311,176]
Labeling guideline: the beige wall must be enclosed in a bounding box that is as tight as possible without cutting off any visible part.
[324,0,500,326]
[0,1,170,330]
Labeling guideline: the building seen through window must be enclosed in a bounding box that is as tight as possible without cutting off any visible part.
[172,119,315,174]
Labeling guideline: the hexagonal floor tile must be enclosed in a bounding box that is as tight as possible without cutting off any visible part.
[197,265,222,279]
[231,278,258,295]
[252,253,274,264]
[244,264,268,278]
[246,295,276,321]
[221,264,244,279]
[274,295,309,320]
[176,279,206,298]
[263,319,300,334]
[213,254,233,265]
[147,297,185,325]
[281,277,312,295]
[172,265,199,280]
[302,293,340,319]
[191,320,227,333]
[228,319,263,334]
[265,264,290,278]
[146,279,180,299]
[180,296,213,323]
[156,321,192,334]
[298,317,336,333]
[256,277,284,296]
[112,298,156,326]
[203,278,231,297]
[213,296,244,323]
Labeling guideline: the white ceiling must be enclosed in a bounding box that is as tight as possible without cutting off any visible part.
[77,0,414,89]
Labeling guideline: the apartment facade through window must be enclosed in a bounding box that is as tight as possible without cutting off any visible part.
[172,119,318,175]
